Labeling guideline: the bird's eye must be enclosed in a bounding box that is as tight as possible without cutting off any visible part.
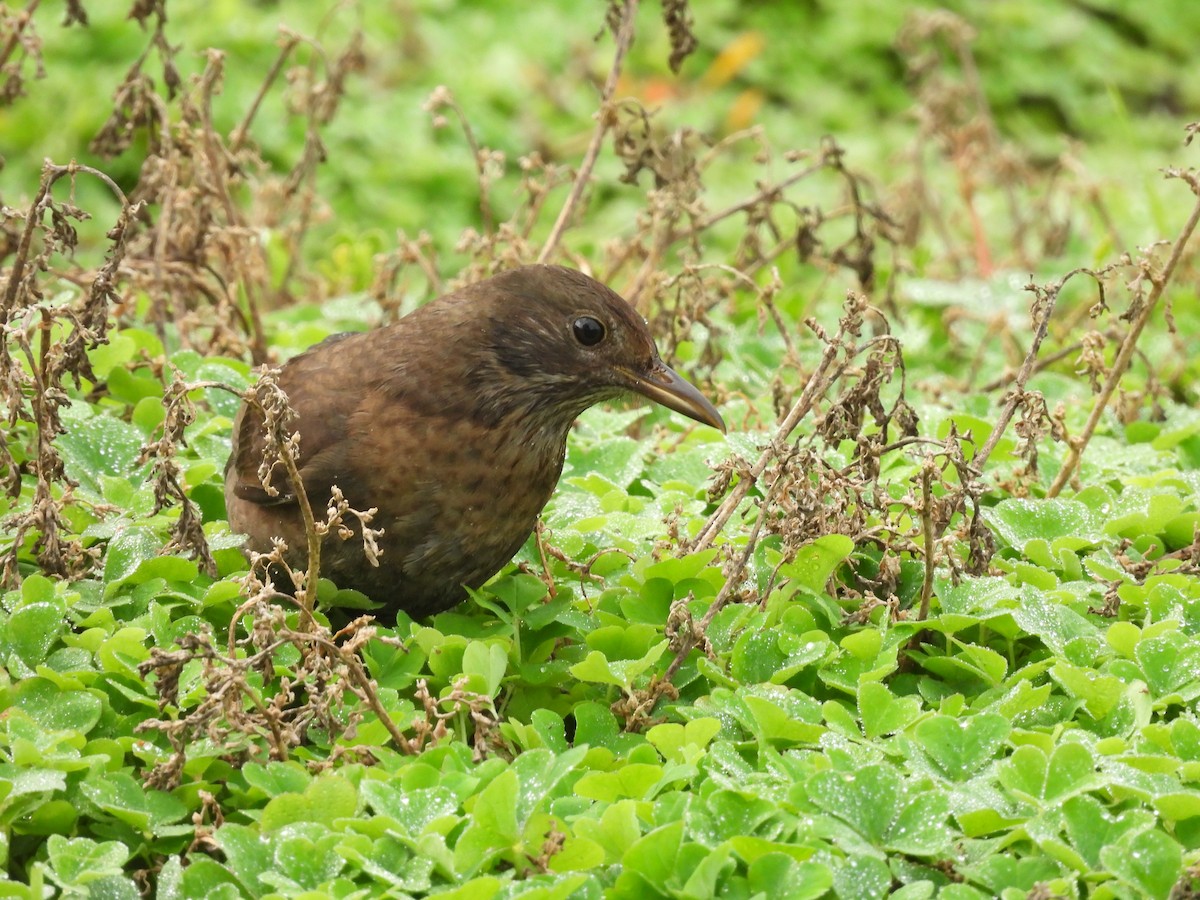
[572,316,606,347]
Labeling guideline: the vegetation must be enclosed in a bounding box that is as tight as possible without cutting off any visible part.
[2,0,1200,897]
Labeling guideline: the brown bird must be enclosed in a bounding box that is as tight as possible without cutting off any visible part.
[224,264,725,618]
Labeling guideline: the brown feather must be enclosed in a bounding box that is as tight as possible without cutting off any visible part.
[224,264,724,618]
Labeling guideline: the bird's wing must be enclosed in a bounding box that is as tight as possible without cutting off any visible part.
[227,331,374,507]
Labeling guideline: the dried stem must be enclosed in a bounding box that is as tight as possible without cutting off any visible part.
[979,341,1082,393]
[537,0,639,263]
[1048,175,1200,497]
[0,0,39,73]
[4,162,128,311]
[277,433,322,624]
[917,460,935,621]
[663,480,771,684]
[329,639,410,751]
[971,277,1060,473]
[229,31,301,150]
[690,296,866,552]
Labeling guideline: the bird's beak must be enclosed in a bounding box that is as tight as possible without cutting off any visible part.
[618,361,726,433]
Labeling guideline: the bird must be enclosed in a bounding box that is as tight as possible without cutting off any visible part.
[224,264,725,619]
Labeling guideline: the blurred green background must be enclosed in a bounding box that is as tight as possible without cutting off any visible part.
[4,0,1197,271]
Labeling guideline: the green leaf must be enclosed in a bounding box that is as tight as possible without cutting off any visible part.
[1061,795,1153,870]
[988,498,1100,550]
[997,742,1097,803]
[102,527,160,593]
[427,876,501,900]
[481,573,549,617]
[646,718,722,763]
[216,822,273,893]
[531,709,569,753]
[240,763,309,796]
[913,712,1010,781]
[702,790,782,844]
[859,681,922,739]
[510,747,587,826]
[571,701,630,752]
[749,854,833,900]
[0,763,68,830]
[564,435,645,487]
[1010,593,1097,657]
[45,835,130,887]
[454,768,521,876]
[461,640,509,698]
[306,773,359,821]
[78,772,188,835]
[197,360,252,417]
[262,824,345,891]
[742,690,824,745]
[1099,829,1182,899]
[260,774,358,831]
[5,601,65,667]
[258,796,319,835]
[779,534,855,593]
[362,781,459,838]
[131,396,166,434]
[569,640,667,688]
[1155,790,1200,822]
[17,798,77,836]
[728,835,817,865]
[831,855,891,900]
[106,366,164,405]
[730,626,787,684]
[574,764,663,802]
[1137,632,1200,699]
[1051,662,1125,720]
[7,677,102,734]
[612,820,683,894]
[807,764,951,854]
[637,550,721,587]
[167,856,244,899]
[681,844,734,898]
[470,767,520,843]
[56,415,146,493]
[920,641,1008,687]
[549,835,606,873]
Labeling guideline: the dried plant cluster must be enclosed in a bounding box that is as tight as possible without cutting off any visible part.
[1,163,140,583]
[1,0,1199,774]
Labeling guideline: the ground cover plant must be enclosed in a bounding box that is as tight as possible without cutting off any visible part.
[2,0,1200,897]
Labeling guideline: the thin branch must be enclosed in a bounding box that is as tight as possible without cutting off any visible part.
[0,0,39,72]
[301,628,410,751]
[230,30,301,150]
[4,162,131,313]
[917,461,935,621]
[971,276,1060,473]
[277,428,322,625]
[979,341,1082,393]
[537,0,639,263]
[1048,174,1200,497]
[662,507,765,685]
[690,297,867,552]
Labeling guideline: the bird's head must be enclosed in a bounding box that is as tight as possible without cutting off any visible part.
[472,265,726,433]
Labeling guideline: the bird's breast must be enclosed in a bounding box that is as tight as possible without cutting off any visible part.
[339,396,568,578]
